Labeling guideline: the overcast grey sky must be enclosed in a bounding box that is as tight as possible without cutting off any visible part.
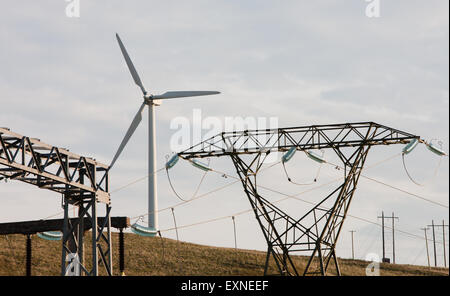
[0,0,448,268]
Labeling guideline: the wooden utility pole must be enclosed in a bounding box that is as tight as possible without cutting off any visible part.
[378,211,387,262]
[430,220,437,267]
[378,211,399,263]
[350,230,356,260]
[391,212,399,264]
[442,220,447,268]
[421,227,430,268]
[428,220,449,268]
[26,234,32,277]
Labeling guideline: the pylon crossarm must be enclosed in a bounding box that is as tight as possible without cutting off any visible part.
[178,122,418,160]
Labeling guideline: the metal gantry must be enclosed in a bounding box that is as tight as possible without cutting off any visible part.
[0,127,111,276]
[178,122,419,276]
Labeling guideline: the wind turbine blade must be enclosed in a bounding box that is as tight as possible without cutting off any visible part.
[152,91,220,100]
[116,33,147,95]
[109,103,146,170]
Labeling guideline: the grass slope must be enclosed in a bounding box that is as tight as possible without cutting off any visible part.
[0,232,448,276]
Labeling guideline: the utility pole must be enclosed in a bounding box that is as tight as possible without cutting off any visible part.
[443,220,448,268]
[232,216,237,250]
[429,220,437,267]
[349,230,356,260]
[378,211,387,262]
[391,212,399,264]
[428,220,449,267]
[378,211,399,263]
[421,227,430,268]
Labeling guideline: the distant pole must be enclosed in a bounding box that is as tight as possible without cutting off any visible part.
[171,208,179,242]
[421,227,430,268]
[430,220,437,267]
[232,216,237,250]
[442,220,447,268]
[119,228,125,276]
[378,211,386,261]
[382,212,385,261]
[391,212,399,264]
[26,234,32,277]
[350,230,356,260]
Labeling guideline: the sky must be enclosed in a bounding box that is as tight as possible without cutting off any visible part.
[0,0,448,269]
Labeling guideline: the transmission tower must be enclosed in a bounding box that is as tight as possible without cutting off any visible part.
[177,122,418,276]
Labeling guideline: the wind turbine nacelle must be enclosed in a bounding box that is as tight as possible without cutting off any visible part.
[144,97,162,106]
[152,99,162,106]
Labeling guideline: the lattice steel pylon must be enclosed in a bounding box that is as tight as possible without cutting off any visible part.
[178,122,419,276]
[0,127,111,276]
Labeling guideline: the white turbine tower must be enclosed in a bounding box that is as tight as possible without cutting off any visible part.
[110,33,220,235]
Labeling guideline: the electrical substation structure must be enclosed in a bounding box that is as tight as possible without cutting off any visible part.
[0,127,113,276]
[177,122,419,276]
[0,217,130,276]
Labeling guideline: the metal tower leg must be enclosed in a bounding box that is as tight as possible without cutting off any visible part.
[60,165,112,276]
[91,194,98,276]
[231,153,299,276]
[60,196,113,276]
[26,234,32,276]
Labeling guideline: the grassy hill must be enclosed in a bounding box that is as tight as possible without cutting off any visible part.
[0,232,448,276]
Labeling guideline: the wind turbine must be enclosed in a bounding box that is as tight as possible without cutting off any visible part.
[110,33,220,235]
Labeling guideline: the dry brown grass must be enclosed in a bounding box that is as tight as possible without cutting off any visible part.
[0,232,448,276]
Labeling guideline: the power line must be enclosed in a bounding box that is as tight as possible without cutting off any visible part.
[108,153,448,259]
[49,150,446,225]
[37,149,447,262]
[155,153,448,249]
[131,179,241,221]
[411,244,427,266]
[110,167,165,194]
[361,224,380,259]
[212,155,449,210]
[361,175,448,209]
[160,208,251,232]
[325,159,448,209]
[37,167,167,221]
[131,161,283,220]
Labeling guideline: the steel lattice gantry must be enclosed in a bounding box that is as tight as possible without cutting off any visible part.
[0,127,112,276]
[178,122,419,276]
